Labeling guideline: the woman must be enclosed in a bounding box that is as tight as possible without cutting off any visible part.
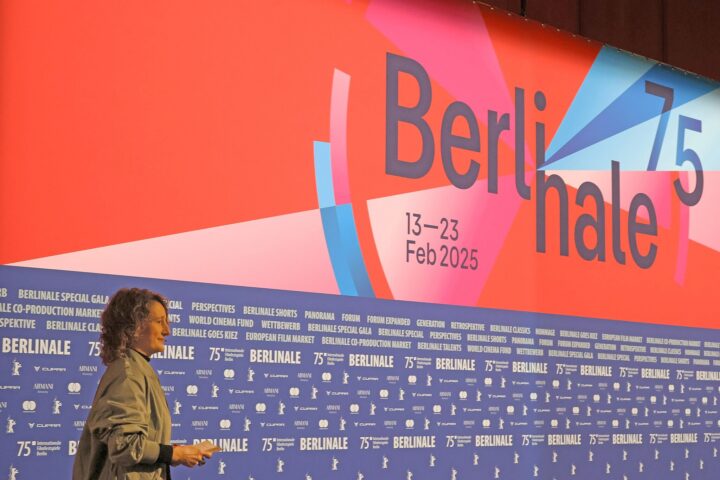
[73,288,214,479]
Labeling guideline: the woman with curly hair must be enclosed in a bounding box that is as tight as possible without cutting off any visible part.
[73,288,216,480]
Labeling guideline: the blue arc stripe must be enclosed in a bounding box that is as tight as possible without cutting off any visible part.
[313,141,335,209]
[314,140,374,297]
[335,204,374,297]
[320,207,358,296]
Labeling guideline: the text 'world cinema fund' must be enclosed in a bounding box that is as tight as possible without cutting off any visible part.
[385,53,705,269]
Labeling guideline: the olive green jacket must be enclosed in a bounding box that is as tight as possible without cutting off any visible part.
[72,349,171,480]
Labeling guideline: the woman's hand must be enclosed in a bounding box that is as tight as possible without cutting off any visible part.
[171,445,214,467]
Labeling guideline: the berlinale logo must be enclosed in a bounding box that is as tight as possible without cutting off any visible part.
[6,417,16,433]
[11,360,21,376]
[52,398,62,415]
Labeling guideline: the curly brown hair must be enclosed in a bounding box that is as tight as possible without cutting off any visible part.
[99,288,168,365]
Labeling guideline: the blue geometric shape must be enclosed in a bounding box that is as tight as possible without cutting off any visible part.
[314,139,374,297]
[546,47,654,161]
[320,206,358,296]
[662,87,720,171]
[542,116,661,171]
[545,87,720,172]
[546,49,718,168]
[335,203,374,297]
[318,205,375,297]
[313,141,335,208]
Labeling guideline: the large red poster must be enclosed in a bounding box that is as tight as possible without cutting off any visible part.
[1,0,718,324]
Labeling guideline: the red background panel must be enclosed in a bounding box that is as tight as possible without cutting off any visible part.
[0,1,344,263]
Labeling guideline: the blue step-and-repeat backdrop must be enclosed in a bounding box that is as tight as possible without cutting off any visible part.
[2,265,720,479]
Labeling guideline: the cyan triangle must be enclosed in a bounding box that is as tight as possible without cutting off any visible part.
[656,87,720,172]
[544,87,720,172]
[546,47,654,160]
[546,54,718,167]
[543,115,660,171]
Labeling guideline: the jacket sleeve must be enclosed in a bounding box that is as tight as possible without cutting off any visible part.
[90,370,161,467]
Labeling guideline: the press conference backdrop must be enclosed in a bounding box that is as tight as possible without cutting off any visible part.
[1,1,719,479]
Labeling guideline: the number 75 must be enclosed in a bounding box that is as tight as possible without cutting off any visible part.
[645,81,703,206]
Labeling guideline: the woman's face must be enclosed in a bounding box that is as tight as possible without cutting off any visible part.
[133,300,170,356]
